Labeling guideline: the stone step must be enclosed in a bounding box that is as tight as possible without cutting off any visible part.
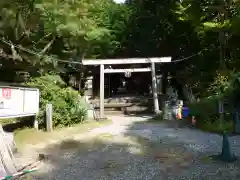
[90,96,153,105]
[94,105,154,117]
[103,105,153,111]
[92,102,153,109]
[90,97,153,110]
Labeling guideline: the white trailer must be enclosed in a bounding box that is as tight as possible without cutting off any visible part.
[0,85,39,178]
[0,86,39,119]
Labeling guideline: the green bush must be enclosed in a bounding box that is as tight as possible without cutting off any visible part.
[25,74,87,128]
[186,71,237,134]
[197,118,233,134]
[188,97,219,120]
[188,97,233,133]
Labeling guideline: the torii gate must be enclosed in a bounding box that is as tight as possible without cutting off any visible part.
[82,57,172,119]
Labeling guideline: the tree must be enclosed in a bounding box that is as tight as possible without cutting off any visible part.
[175,0,240,69]
[0,0,127,81]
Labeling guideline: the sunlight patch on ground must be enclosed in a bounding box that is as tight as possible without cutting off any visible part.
[127,146,143,155]
[14,120,112,150]
[98,133,114,140]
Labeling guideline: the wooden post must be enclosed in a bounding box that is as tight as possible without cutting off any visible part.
[46,104,53,132]
[151,62,160,114]
[100,64,105,119]
[156,74,163,110]
[33,116,38,130]
[108,74,111,97]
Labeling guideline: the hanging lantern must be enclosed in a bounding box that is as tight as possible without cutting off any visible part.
[124,71,131,78]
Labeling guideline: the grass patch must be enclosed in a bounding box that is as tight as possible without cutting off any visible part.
[98,133,114,140]
[199,156,213,164]
[14,128,47,147]
[151,113,164,121]
[14,119,112,149]
[197,119,233,134]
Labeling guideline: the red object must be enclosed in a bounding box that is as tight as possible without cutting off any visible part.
[2,88,11,99]
[176,108,182,120]
[192,116,196,125]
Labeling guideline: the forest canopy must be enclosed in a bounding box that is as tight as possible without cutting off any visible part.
[0,0,239,97]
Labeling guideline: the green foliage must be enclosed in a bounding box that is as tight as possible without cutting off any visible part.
[175,0,239,33]
[35,0,112,43]
[0,0,128,79]
[188,97,219,120]
[0,0,240,134]
[25,74,87,127]
[206,72,231,97]
[188,97,234,133]
[197,118,233,134]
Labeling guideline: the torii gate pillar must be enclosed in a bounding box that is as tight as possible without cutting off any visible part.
[151,62,160,114]
[100,64,105,119]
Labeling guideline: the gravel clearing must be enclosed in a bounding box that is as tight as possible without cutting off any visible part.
[18,115,240,179]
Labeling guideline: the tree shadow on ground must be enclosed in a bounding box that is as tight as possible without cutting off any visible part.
[25,133,200,180]
[21,117,240,180]
[122,119,240,179]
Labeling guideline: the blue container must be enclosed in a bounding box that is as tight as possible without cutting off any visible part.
[182,107,189,118]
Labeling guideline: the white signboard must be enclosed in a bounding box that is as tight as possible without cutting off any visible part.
[0,86,39,119]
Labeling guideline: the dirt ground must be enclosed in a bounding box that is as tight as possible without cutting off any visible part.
[15,115,240,180]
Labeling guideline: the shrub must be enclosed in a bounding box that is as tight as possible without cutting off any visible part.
[25,74,87,128]
[185,71,237,133]
[197,118,233,134]
[188,97,233,133]
[188,96,219,121]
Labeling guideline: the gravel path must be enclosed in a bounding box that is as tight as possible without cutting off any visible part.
[20,115,240,179]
